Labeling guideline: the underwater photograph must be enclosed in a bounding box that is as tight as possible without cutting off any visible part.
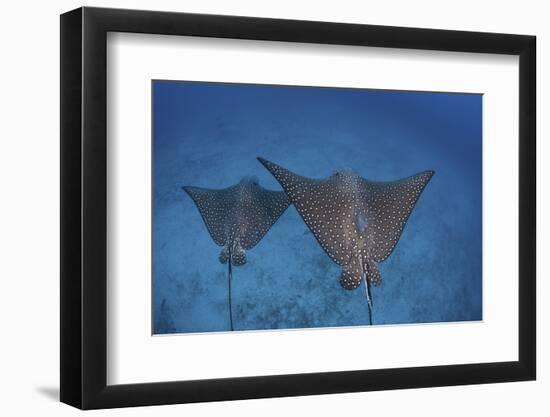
[152,80,482,334]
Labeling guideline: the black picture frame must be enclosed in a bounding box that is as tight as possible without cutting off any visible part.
[60,6,536,410]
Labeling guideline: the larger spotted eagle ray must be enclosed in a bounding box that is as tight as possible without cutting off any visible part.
[182,177,290,331]
[258,157,434,325]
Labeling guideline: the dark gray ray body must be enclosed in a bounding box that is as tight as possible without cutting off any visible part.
[182,176,290,266]
[258,158,434,293]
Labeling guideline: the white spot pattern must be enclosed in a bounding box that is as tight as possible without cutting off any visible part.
[183,177,290,266]
[258,157,434,290]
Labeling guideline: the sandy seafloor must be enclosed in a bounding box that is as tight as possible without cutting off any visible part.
[152,81,482,334]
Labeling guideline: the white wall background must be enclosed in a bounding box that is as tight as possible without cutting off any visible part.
[0,0,545,415]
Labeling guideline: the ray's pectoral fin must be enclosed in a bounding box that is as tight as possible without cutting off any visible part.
[340,258,362,290]
[365,259,382,286]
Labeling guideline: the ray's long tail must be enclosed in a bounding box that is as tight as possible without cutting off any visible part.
[365,276,373,325]
[227,250,234,331]
[361,259,373,325]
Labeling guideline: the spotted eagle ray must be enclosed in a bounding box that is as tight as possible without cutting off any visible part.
[257,157,434,325]
[182,176,290,330]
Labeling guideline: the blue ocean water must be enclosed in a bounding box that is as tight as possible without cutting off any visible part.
[152,80,482,334]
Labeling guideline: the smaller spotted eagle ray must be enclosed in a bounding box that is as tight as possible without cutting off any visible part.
[182,177,290,330]
[258,157,434,325]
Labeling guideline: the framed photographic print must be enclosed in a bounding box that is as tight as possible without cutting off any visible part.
[60,6,536,409]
